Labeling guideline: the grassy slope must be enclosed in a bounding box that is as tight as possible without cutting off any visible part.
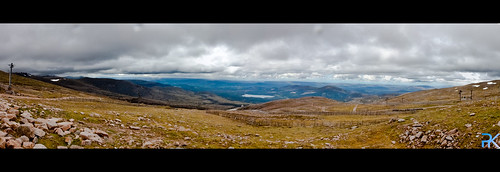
[1,69,498,148]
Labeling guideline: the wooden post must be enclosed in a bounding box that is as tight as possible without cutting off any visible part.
[459,90,462,101]
[470,90,473,100]
[8,63,13,90]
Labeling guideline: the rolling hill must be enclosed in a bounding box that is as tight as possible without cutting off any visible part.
[24,74,247,110]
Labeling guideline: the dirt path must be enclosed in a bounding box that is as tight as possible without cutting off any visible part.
[352,104,358,112]
[0,94,103,102]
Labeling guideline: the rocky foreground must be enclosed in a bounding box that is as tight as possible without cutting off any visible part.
[0,97,108,149]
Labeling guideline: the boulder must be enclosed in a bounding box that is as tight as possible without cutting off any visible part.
[6,108,19,116]
[46,120,58,129]
[6,121,20,130]
[35,123,48,131]
[33,144,47,149]
[19,135,29,143]
[55,128,66,136]
[57,122,73,131]
[81,139,92,146]
[65,136,73,145]
[0,111,15,120]
[0,137,6,149]
[33,128,46,137]
[16,123,35,138]
[421,135,428,143]
[6,139,21,149]
[0,130,7,137]
[47,118,63,123]
[22,142,34,149]
[20,112,34,122]
[80,131,103,143]
[69,145,83,149]
[34,118,47,124]
[19,118,29,124]
[94,130,108,137]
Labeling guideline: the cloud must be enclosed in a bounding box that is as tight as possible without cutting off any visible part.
[1,24,500,86]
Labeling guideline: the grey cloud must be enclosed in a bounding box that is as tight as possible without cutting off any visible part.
[1,24,500,86]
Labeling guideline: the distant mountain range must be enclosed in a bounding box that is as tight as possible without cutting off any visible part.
[146,78,435,103]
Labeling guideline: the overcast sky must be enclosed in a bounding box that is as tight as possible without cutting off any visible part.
[1,24,500,86]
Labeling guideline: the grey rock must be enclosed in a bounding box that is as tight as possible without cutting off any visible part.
[142,141,154,148]
[33,128,46,137]
[448,128,458,135]
[22,142,34,149]
[6,139,21,149]
[69,145,83,149]
[7,121,20,130]
[0,137,6,149]
[421,135,428,143]
[465,124,472,128]
[81,139,92,146]
[6,109,19,116]
[415,132,424,138]
[46,120,58,129]
[80,131,103,143]
[65,136,73,145]
[0,130,7,137]
[398,119,406,122]
[94,130,108,137]
[20,112,34,122]
[446,136,453,141]
[19,135,29,143]
[57,146,68,149]
[470,113,476,116]
[35,123,48,131]
[55,128,66,136]
[33,144,47,149]
[129,126,141,130]
[412,124,423,127]
[57,122,73,131]
[47,118,63,123]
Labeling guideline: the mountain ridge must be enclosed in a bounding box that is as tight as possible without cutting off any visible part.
[24,74,247,110]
